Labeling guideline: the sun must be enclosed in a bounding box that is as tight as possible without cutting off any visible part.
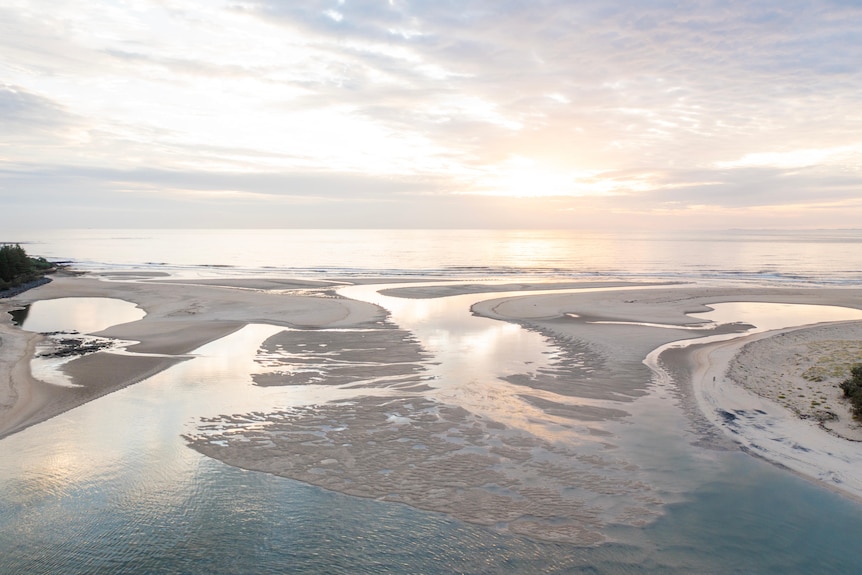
[497,169,577,198]
[478,156,603,198]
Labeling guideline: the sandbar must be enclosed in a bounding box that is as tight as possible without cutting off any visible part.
[0,272,384,437]
[3,273,862,544]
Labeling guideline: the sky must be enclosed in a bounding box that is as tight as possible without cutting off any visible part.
[1,0,861,230]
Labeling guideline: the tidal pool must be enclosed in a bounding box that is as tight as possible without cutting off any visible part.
[11,297,145,333]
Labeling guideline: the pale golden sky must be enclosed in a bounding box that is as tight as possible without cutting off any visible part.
[2,1,861,229]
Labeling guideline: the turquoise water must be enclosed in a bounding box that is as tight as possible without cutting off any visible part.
[2,229,862,573]
[2,320,860,574]
[3,408,860,574]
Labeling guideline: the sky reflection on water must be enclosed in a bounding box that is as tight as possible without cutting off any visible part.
[3,287,862,573]
[13,297,145,334]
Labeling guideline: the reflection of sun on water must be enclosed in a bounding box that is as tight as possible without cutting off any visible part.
[30,449,89,495]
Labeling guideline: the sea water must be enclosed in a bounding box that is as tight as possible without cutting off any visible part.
[2,228,862,574]
[9,227,862,284]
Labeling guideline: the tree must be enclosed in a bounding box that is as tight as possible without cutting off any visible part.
[839,364,862,419]
[0,244,51,288]
[0,244,19,283]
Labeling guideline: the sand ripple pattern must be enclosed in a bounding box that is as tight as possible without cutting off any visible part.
[253,328,432,391]
[184,320,664,546]
[186,395,661,546]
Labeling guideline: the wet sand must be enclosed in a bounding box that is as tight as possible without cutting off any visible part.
[0,273,384,437]
[3,273,862,543]
[682,326,862,501]
[474,286,862,501]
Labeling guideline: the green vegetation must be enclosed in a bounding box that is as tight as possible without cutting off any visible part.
[0,244,53,290]
[802,341,862,382]
[839,364,862,419]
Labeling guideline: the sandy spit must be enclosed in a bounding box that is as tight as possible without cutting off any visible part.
[472,285,862,498]
[0,273,386,437]
[678,324,862,501]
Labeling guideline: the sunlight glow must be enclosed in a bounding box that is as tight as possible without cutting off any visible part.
[3,0,862,229]
[483,157,593,198]
[716,145,861,169]
[468,157,634,198]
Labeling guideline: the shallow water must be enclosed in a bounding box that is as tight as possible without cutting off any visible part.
[692,301,862,330]
[11,297,145,334]
[3,282,862,572]
[340,283,576,431]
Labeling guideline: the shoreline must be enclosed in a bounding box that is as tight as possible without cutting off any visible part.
[470,286,862,501]
[725,322,862,442]
[0,276,53,299]
[679,326,862,501]
[0,273,387,438]
[2,272,862,540]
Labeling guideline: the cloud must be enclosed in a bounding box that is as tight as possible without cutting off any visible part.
[1,0,861,229]
[624,164,862,210]
[0,163,533,228]
[0,85,71,132]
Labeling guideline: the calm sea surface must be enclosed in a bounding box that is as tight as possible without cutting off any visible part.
[2,229,862,574]
[9,228,862,283]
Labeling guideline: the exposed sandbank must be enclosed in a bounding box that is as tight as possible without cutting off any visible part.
[726,322,862,441]
[0,273,385,437]
[681,325,862,501]
[186,281,862,544]
[471,287,862,500]
[379,280,668,299]
[3,274,862,544]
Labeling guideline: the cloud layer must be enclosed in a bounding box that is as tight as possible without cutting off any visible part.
[2,0,861,229]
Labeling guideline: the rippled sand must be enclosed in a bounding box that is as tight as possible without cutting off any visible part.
[187,394,663,546]
[184,316,666,545]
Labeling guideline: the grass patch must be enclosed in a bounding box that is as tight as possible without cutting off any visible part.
[803,342,862,382]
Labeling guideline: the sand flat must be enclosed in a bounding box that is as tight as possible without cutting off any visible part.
[683,325,862,500]
[0,273,386,437]
[4,273,862,543]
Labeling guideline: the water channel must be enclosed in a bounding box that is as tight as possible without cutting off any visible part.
[2,287,862,573]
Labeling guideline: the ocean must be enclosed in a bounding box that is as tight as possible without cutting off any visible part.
[2,228,862,574]
[9,227,862,284]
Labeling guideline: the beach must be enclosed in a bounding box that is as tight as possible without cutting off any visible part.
[0,272,385,438]
[3,272,862,544]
